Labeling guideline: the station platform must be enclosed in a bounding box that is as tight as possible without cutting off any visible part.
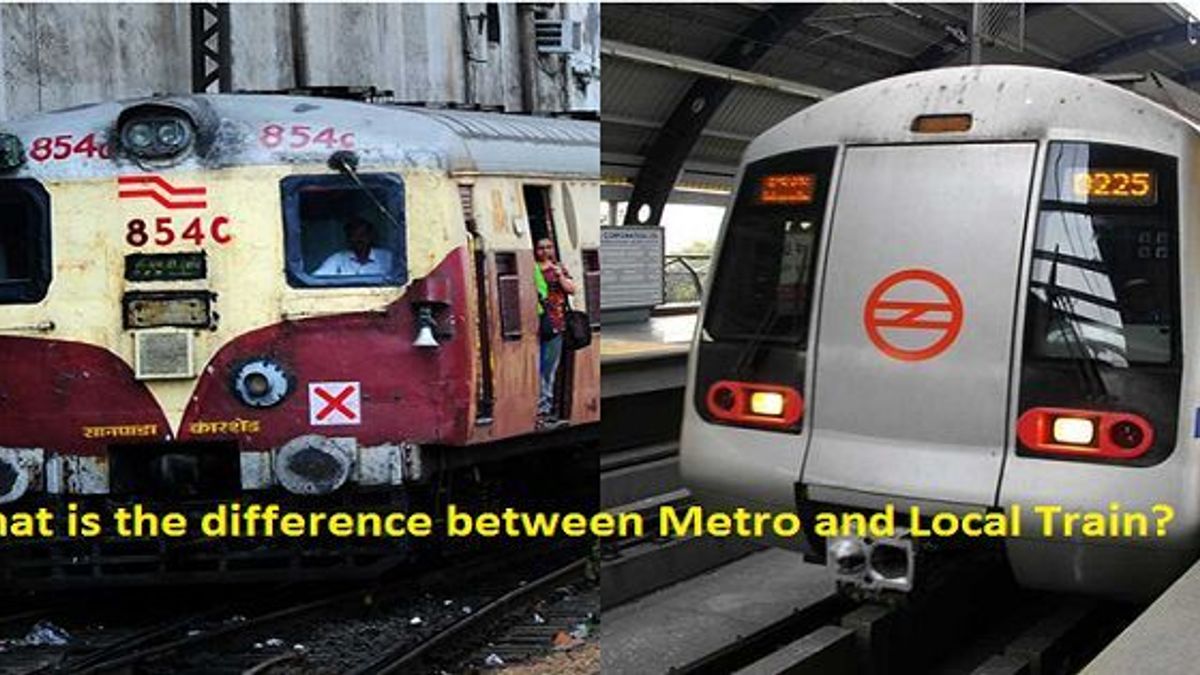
[601,313,696,365]
[600,313,696,451]
[601,548,834,674]
[1083,556,1200,674]
[601,313,695,401]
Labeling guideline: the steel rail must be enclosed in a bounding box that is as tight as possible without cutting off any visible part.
[346,557,587,675]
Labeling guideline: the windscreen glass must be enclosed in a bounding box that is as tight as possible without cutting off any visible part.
[0,180,51,304]
[1026,142,1178,367]
[704,147,836,344]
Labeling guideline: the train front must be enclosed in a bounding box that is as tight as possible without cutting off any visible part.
[681,66,1200,602]
[0,95,477,583]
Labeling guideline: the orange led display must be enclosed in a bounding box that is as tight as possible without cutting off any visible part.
[758,173,816,205]
[1071,170,1156,205]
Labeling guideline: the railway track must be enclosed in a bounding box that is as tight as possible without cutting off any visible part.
[668,566,1136,675]
[599,440,762,609]
[345,558,591,674]
[0,540,594,675]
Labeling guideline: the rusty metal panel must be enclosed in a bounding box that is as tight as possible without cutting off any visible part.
[583,248,600,328]
[495,252,523,340]
[123,291,214,330]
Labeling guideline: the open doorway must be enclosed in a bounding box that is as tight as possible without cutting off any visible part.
[524,184,574,424]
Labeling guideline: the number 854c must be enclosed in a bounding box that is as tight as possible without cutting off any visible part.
[125,216,231,248]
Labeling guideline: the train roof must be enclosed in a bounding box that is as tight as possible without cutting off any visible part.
[0,94,599,181]
[746,65,1200,166]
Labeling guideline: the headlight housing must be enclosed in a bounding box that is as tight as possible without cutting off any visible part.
[0,133,25,171]
[115,100,213,161]
[233,359,290,408]
[119,115,193,159]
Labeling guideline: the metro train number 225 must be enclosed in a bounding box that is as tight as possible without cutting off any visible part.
[126,216,232,248]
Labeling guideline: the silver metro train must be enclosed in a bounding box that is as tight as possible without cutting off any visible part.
[681,66,1200,601]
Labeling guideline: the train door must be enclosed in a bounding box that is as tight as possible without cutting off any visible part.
[459,184,496,424]
[523,184,573,421]
[801,143,1036,507]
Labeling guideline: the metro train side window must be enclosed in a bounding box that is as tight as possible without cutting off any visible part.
[0,180,51,305]
[280,174,407,288]
[704,147,837,344]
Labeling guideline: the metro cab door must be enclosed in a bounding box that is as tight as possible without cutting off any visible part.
[801,143,1036,507]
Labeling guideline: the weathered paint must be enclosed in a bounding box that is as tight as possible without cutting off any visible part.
[0,93,599,496]
[0,3,599,120]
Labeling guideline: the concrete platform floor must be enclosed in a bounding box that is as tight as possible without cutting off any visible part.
[602,314,697,362]
[601,548,834,674]
[1083,556,1200,675]
[604,313,697,344]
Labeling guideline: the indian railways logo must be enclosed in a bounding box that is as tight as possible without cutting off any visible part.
[117,175,208,210]
[863,269,964,362]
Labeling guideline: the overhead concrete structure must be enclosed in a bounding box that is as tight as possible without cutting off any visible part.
[0,2,599,120]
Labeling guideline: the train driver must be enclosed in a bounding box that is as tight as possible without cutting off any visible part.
[314,216,393,276]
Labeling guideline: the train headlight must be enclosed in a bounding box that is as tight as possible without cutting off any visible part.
[704,380,803,430]
[119,113,194,159]
[244,372,271,398]
[749,391,786,417]
[233,359,290,408]
[157,119,188,146]
[0,133,24,171]
[1051,416,1095,446]
[1017,407,1155,459]
[126,123,155,150]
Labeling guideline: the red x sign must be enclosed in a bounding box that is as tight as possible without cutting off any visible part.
[308,382,361,426]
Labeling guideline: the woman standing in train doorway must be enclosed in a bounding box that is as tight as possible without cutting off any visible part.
[534,237,577,428]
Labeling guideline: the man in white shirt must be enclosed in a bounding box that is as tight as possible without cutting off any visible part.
[315,217,393,276]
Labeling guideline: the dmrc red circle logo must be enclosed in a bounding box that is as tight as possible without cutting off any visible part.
[863,269,964,362]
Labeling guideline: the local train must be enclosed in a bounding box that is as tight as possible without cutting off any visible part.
[681,66,1200,601]
[0,93,599,583]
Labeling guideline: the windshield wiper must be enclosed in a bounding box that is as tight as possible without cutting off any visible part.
[733,302,780,378]
[328,150,404,232]
[1045,245,1110,402]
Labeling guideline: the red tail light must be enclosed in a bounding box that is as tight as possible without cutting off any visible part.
[704,380,803,429]
[1016,407,1154,459]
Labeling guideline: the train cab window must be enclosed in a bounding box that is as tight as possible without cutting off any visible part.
[1026,143,1179,368]
[281,174,407,288]
[0,180,51,305]
[704,147,837,344]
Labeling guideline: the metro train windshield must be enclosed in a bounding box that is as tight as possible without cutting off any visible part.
[1025,142,1179,368]
[704,147,837,344]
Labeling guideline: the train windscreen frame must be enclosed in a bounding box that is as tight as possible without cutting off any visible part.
[694,147,836,434]
[704,147,837,345]
[281,173,408,289]
[0,180,51,305]
[1018,141,1181,466]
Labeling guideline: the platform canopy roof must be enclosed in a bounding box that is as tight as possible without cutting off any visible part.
[602,3,1200,212]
